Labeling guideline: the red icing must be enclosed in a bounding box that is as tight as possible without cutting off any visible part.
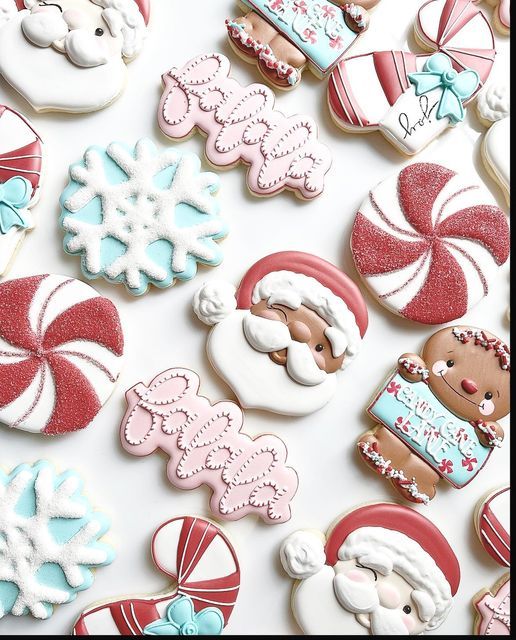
[373,51,418,106]
[477,487,510,568]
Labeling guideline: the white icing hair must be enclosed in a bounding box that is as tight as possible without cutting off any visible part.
[252,271,362,364]
[92,0,146,58]
[477,82,510,123]
[338,527,452,630]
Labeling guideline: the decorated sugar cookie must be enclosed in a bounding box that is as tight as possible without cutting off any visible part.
[158,53,332,199]
[193,252,368,416]
[357,326,511,504]
[477,0,510,35]
[328,0,495,155]
[0,0,150,113]
[474,486,510,568]
[60,139,226,296]
[120,368,299,523]
[226,1,381,90]
[477,83,510,205]
[350,162,510,325]
[0,460,114,620]
[73,516,240,635]
[280,503,460,635]
[0,104,44,276]
[473,573,510,635]
[0,274,124,435]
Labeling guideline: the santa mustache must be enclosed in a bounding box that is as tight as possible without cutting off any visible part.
[243,313,327,387]
[334,573,410,636]
[22,8,110,67]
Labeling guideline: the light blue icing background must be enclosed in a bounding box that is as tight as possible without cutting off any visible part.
[0,461,114,619]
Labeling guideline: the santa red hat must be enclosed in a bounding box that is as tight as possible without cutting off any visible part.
[15,0,150,24]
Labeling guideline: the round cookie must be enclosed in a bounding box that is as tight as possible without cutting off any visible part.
[73,516,241,635]
[0,460,114,620]
[0,273,124,435]
[350,162,510,325]
[474,486,510,567]
[473,573,510,635]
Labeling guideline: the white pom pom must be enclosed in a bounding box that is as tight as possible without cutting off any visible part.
[280,530,326,580]
[193,281,237,326]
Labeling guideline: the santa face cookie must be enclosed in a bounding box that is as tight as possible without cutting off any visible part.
[473,573,510,635]
[280,503,460,635]
[73,516,240,635]
[0,0,149,113]
[351,162,510,325]
[0,104,44,276]
[158,53,332,199]
[474,486,510,568]
[227,1,380,90]
[120,367,299,523]
[328,0,495,155]
[60,139,226,296]
[0,460,114,620]
[0,274,124,435]
[358,326,511,504]
[193,252,368,416]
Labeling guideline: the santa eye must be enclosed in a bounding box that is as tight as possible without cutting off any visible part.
[315,344,324,352]
[446,360,454,367]
[403,605,412,614]
[485,391,493,400]
[95,28,104,36]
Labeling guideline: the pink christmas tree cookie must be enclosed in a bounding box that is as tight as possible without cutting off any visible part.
[73,516,241,635]
[0,274,124,435]
[350,162,510,325]
[328,0,496,155]
[120,367,299,523]
[158,53,332,199]
[473,574,510,635]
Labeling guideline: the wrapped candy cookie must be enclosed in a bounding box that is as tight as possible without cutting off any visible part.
[73,516,241,635]
[328,0,496,155]
[0,104,44,276]
[226,1,381,90]
[193,251,368,416]
[0,0,150,113]
[280,503,460,635]
[357,326,510,504]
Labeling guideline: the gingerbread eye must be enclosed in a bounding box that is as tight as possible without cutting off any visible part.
[403,605,412,614]
[446,359,454,368]
[485,392,493,400]
[95,28,104,36]
[315,344,324,352]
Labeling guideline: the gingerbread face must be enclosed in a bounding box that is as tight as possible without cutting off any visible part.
[423,328,511,422]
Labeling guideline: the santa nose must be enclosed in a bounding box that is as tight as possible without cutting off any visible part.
[461,378,478,394]
[288,321,311,343]
[62,9,89,30]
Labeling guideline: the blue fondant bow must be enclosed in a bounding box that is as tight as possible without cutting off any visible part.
[0,176,32,234]
[408,53,480,125]
[143,595,224,636]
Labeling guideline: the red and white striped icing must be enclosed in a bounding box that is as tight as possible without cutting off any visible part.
[0,274,124,435]
[350,163,510,325]
[73,516,240,635]
[476,487,510,567]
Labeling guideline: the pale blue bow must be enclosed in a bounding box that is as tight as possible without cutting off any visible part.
[408,53,480,125]
[143,595,224,636]
[0,176,32,234]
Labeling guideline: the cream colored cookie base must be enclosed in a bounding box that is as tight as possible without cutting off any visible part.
[481,129,510,205]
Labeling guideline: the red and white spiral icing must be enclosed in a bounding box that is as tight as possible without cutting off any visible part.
[476,487,510,568]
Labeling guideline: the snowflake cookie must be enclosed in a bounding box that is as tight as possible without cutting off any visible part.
[0,460,114,620]
[60,139,227,296]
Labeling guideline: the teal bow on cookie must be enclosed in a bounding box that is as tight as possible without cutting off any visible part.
[143,595,224,636]
[0,176,32,234]
[408,53,480,124]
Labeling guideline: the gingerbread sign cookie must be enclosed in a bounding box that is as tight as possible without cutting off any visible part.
[158,53,332,199]
[350,162,510,325]
[0,104,44,276]
[328,0,495,155]
[120,368,299,523]
[193,251,368,416]
[0,0,150,113]
[0,274,124,435]
[473,573,510,635]
[227,1,380,90]
[474,486,510,568]
[280,503,460,635]
[358,326,511,504]
[73,516,240,635]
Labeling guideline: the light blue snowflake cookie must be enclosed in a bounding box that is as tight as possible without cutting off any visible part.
[0,460,114,620]
[60,139,227,296]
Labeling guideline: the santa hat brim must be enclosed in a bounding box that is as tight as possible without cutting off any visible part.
[15,0,151,24]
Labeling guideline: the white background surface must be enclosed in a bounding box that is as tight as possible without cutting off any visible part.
[0,0,511,635]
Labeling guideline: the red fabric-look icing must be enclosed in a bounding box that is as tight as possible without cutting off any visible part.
[324,503,460,596]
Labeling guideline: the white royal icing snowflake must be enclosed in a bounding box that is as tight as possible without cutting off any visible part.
[0,461,114,620]
[60,138,226,296]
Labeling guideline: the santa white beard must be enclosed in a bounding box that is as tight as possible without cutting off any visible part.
[0,12,126,112]
[207,310,338,416]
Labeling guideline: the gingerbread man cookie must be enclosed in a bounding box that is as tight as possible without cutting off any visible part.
[73,516,240,635]
[280,503,460,635]
[226,1,380,90]
[358,326,510,504]
[328,0,496,155]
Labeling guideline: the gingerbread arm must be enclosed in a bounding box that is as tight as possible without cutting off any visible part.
[474,420,505,448]
[397,353,430,383]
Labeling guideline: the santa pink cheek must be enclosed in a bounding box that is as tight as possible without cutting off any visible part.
[345,569,370,583]
[402,614,416,632]
[63,9,88,30]
[377,582,400,609]
[260,309,283,322]
[432,360,449,376]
